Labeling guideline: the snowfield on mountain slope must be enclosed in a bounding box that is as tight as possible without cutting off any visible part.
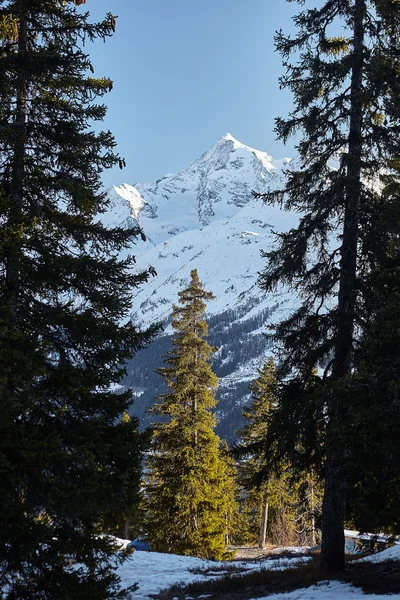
[117,545,400,600]
[107,134,299,330]
[129,199,299,329]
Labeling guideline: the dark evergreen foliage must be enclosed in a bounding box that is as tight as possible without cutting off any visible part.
[236,358,279,548]
[235,359,323,548]
[345,163,400,534]
[0,2,155,597]
[144,270,237,560]
[256,0,400,572]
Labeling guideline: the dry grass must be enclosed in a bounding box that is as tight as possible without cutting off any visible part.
[188,564,250,576]
[344,559,400,595]
[153,558,322,600]
[152,555,400,600]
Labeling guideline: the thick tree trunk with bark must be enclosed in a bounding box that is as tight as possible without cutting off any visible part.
[321,0,365,573]
[124,519,130,540]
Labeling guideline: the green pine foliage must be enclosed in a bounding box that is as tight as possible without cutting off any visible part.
[237,358,322,547]
[144,270,237,560]
[0,2,156,597]
[243,358,278,445]
[237,358,279,548]
[256,0,400,572]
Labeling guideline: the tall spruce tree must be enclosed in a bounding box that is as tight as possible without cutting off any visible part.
[0,1,155,597]
[144,270,236,560]
[256,0,400,572]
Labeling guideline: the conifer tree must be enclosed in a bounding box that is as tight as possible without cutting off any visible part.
[0,1,155,597]
[144,270,236,560]
[256,0,400,572]
[237,358,278,548]
[237,358,322,548]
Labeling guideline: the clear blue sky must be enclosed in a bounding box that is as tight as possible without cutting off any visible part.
[86,0,298,188]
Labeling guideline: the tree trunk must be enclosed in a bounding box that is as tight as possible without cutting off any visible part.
[321,0,365,574]
[225,512,229,547]
[124,519,129,540]
[258,490,269,549]
[321,454,346,570]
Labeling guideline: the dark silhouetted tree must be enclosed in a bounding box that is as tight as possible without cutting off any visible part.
[0,1,155,597]
[256,0,400,571]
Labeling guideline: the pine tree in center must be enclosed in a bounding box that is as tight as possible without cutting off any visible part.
[144,270,236,560]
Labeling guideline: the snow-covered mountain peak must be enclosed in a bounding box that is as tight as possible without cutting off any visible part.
[103,135,298,330]
[222,132,239,143]
[107,134,291,248]
[220,132,276,169]
[195,132,277,174]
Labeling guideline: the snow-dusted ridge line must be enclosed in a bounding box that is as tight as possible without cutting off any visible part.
[108,133,295,245]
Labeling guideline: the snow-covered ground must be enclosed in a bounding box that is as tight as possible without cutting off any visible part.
[250,580,399,600]
[118,551,310,599]
[358,543,400,564]
[117,544,400,600]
